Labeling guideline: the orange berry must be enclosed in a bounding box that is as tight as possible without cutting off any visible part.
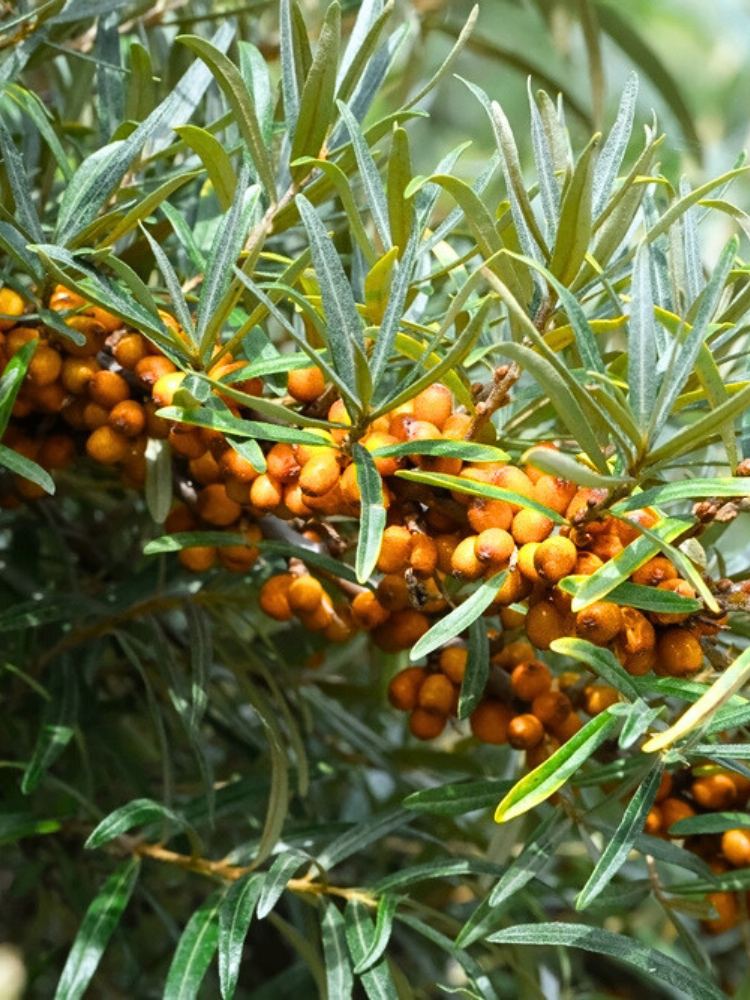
[282,482,312,516]
[418,673,456,715]
[0,286,25,329]
[372,608,429,652]
[525,600,568,650]
[508,713,544,750]
[493,639,535,671]
[533,535,577,584]
[218,524,262,572]
[493,466,535,509]
[467,498,513,533]
[584,684,620,715]
[631,556,678,588]
[511,661,552,701]
[168,425,206,459]
[388,667,425,710]
[500,606,527,629]
[136,354,176,388]
[113,332,149,369]
[108,399,145,437]
[439,646,468,684]
[188,450,222,485]
[516,542,541,583]
[643,806,662,836]
[362,431,401,477]
[574,552,604,575]
[435,533,461,574]
[298,593,335,631]
[288,365,325,402]
[721,829,750,868]
[623,649,657,676]
[376,574,411,611]
[409,534,438,577]
[219,448,260,483]
[377,525,413,574]
[88,370,129,408]
[692,774,737,811]
[511,509,554,545]
[565,487,608,523]
[614,508,659,543]
[531,691,572,728]
[266,443,300,483]
[178,546,217,572]
[27,344,62,387]
[249,473,283,511]
[85,425,129,464]
[351,590,391,630]
[196,483,242,526]
[442,412,472,439]
[660,797,695,835]
[450,535,484,580]
[655,772,673,803]
[259,573,294,621]
[299,452,340,497]
[288,575,325,615]
[409,708,446,740]
[494,567,529,606]
[656,628,703,676]
[651,579,697,626]
[412,383,453,428]
[616,607,656,656]
[37,435,75,470]
[474,528,515,568]
[151,371,185,408]
[165,503,198,533]
[533,475,577,515]
[58,315,105,357]
[551,711,583,741]
[703,891,738,934]
[575,601,623,646]
[470,700,513,744]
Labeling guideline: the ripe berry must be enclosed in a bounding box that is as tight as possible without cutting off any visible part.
[88,370,129,408]
[409,708,446,740]
[299,452,340,497]
[109,400,146,437]
[0,286,25,329]
[508,713,544,750]
[288,365,325,402]
[511,661,552,701]
[583,684,620,715]
[266,443,300,482]
[467,498,513,533]
[474,527,514,568]
[616,608,656,656]
[525,600,567,650]
[409,534,438,577]
[631,556,678,588]
[660,797,695,835]
[656,628,703,676]
[494,466,535,508]
[450,535,484,580]
[288,575,325,615]
[376,574,411,611]
[113,332,149,369]
[219,448,260,483]
[372,609,429,652]
[703,891,738,934]
[511,509,554,545]
[377,525,413,574]
[531,691,572,728]
[27,344,62,387]
[533,535,577,583]
[470,700,513,744]
[439,646,468,684]
[189,451,222,485]
[85,426,129,464]
[651,579,697,625]
[643,806,662,835]
[721,829,750,868]
[533,475,576,515]
[179,546,217,572]
[298,593,335,631]
[418,673,456,715]
[135,354,177,388]
[259,573,294,621]
[692,774,737,811]
[351,590,391,630]
[575,601,623,646]
[388,667,425,710]
[197,483,242,526]
[413,383,453,428]
[38,435,75,470]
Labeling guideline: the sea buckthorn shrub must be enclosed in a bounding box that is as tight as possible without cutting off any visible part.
[3,2,750,998]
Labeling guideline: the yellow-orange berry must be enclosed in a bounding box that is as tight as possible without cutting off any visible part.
[583,684,620,715]
[377,525,413,574]
[0,286,25,329]
[85,425,129,464]
[249,473,283,511]
[299,452,340,497]
[388,667,425,710]
[376,574,410,612]
[510,661,552,701]
[656,627,703,676]
[88,370,129,408]
[219,448,260,483]
[372,608,429,652]
[616,608,656,656]
[196,483,242,526]
[113,332,149,369]
[450,535,484,580]
[179,546,217,572]
[531,691,572,728]
[259,573,294,621]
[288,575,325,615]
[439,646,468,684]
[409,534,438,578]
[470,700,513,744]
[27,344,62,387]
[467,498,513,533]
[533,475,577,515]
[493,466,535,508]
[413,383,453,428]
[351,590,391,630]
[533,535,577,584]
[108,399,145,437]
[575,552,604,575]
[508,713,544,750]
[362,431,401,477]
[525,600,568,650]
[644,806,662,836]
[575,601,623,646]
[703,891,738,934]
[474,528,515,568]
[692,774,737,811]
[37,435,75,470]
[409,708,446,740]
[660,797,695,835]
[721,829,750,868]
[136,354,176,388]
[511,509,554,545]
[288,365,325,402]
[631,556,678,588]
[266,443,300,483]
[418,673,456,715]
[218,524,262,572]
[651,579,697,626]
[494,567,529,606]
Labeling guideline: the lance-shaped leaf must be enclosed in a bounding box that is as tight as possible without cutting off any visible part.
[646,382,750,467]
[289,2,340,181]
[550,637,640,701]
[387,125,413,254]
[576,764,663,910]
[628,243,660,433]
[403,779,514,816]
[489,811,572,910]
[257,850,310,919]
[145,438,172,525]
[592,72,638,217]
[0,115,44,241]
[22,660,77,793]
[352,444,386,584]
[345,900,397,1000]
[337,99,390,248]
[643,646,750,753]
[410,571,506,662]
[495,709,619,823]
[487,924,724,1000]
[613,477,750,512]
[375,439,509,464]
[85,798,192,850]
[178,35,277,200]
[218,874,264,1000]
[528,84,560,241]
[457,617,490,719]
[321,901,354,1000]
[396,468,565,522]
[174,125,237,211]
[295,194,364,411]
[164,893,222,1000]
[548,132,599,286]
[352,893,398,974]
[0,339,38,436]
[54,860,141,1000]
[523,447,629,488]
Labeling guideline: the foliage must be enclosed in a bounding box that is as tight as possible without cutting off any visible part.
[2,2,750,998]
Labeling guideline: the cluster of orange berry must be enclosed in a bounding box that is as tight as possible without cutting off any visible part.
[638,766,750,933]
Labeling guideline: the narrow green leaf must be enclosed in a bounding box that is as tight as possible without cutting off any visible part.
[174,125,236,211]
[489,811,572,909]
[352,893,398,974]
[0,443,55,495]
[257,850,309,919]
[177,35,277,200]
[613,477,750,512]
[345,901,397,1000]
[670,812,750,837]
[627,243,658,432]
[523,447,628,488]
[0,339,36,436]
[576,764,662,910]
[318,807,410,870]
[403,779,514,816]
[164,893,222,1000]
[0,115,43,240]
[410,571,506,662]
[289,3,340,182]
[550,637,640,701]
[54,860,141,1000]
[494,709,619,823]
[593,72,638,217]
[157,405,325,446]
[85,798,189,850]
[647,382,750,467]
[144,438,172,525]
[557,577,701,615]
[528,84,560,241]
[387,126,413,255]
[337,99,390,248]
[374,439,509,463]
[22,662,77,793]
[353,444,386,584]
[457,617,490,719]
[321,901,354,1000]
[218,874,264,1000]
[549,133,599,285]
[487,924,723,1000]
[375,858,506,892]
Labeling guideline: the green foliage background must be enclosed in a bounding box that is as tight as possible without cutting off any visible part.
[2,2,750,999]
